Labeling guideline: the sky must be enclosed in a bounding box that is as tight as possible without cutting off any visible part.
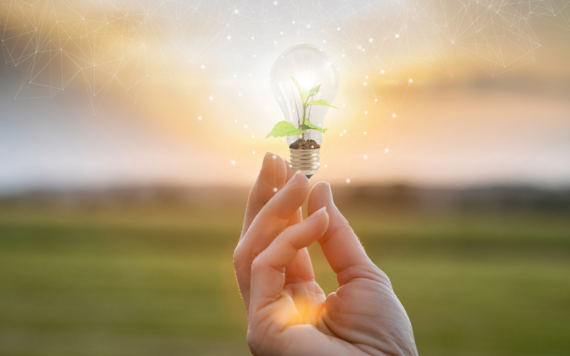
[1,0,569,194]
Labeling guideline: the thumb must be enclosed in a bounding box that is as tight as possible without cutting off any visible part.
[308,182,377,282]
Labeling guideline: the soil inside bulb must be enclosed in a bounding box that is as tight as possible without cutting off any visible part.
[289,139,321,150]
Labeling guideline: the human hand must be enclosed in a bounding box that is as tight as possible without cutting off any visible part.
[234,153,418,356]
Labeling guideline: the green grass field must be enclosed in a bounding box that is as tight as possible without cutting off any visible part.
[0,204,569,356]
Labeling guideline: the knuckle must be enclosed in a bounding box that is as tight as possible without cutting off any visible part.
[250,254,265,272]
[246,330,261,354]
[233,244,247,271]
[375,267,392,288]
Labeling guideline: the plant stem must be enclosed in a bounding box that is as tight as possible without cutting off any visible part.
[302,104,307,142]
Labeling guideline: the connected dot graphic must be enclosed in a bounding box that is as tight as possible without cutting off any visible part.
[0,0,568,182]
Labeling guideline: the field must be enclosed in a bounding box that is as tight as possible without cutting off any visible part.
[0,194,569,356]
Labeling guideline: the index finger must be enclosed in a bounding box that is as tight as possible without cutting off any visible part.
[240,153,289,240]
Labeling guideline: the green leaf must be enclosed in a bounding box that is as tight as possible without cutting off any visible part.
[290,76,309,105]
[266,121,306,139]
[302,119,328,133]
[307,84,321,99]
[306,99,339,109]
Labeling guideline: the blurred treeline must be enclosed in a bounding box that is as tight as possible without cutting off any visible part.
[0,185,569,356]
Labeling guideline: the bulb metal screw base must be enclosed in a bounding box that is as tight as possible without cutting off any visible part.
[290,148,320,179]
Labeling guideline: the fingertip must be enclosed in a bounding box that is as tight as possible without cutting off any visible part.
[283,160,295,180]
[306,206,329,234]
[308,181,333,214]
[256,152,287,200]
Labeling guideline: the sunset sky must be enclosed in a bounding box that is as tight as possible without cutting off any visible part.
[1,0,569,194]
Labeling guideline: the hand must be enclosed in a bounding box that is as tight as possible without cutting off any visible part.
[234,153,418,356]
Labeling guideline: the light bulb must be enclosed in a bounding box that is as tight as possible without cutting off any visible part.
[270,44,339,178]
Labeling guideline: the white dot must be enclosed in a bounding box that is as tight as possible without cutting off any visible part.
[363,82,367,86]
[227,35,231,40]
[392,113,397,118]
[272,155,277,159]
[364,155,368,160]
[369,38,373,42]
[343,130,347,133]
[253,151,256,154]
[364,131,367,135]
[234,9,239,14]
[385,148,389,153]
[364,111,368,114]
[201,64,205,69]
[273,188,278,192]
[375,99,378,102]
[380,69,385,74]
[231,160,236,165]
[273,1,278,4]
[337,27,340,31]
[395,34,400,39]
[209,96,214,101]
[340,133,343,136]
[198,116,202,121]
[324,164,328,168]
[346,179,351,184]
[409,78,413,83]
[244,125,248,128]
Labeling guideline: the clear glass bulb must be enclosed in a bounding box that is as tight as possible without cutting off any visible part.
[270,44,339,178]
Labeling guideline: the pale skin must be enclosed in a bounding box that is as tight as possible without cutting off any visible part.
[234,153,419,356]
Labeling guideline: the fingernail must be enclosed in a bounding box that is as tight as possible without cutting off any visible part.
[325,182,333,197]
[308,206,327,220]
[286,170,301,184]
